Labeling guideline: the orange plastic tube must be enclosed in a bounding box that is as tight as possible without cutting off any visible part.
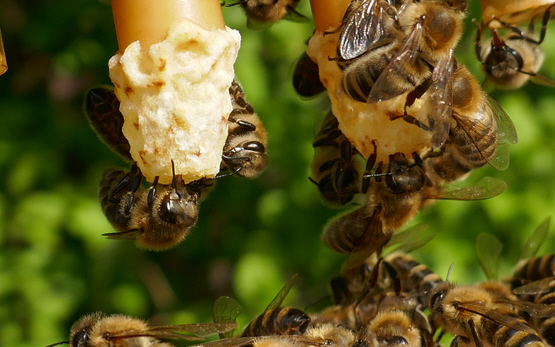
[111,0,225,51]
[0,27,7,75]
[310,0,351,31]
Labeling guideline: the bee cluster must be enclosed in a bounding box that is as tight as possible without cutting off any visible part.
[48,0,555,347]
[85,79,268,251]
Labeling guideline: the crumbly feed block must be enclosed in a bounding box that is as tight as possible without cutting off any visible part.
[109,19,241,184]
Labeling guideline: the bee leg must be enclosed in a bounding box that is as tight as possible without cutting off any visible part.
[382,260,401,296]
[234,119,256,132]
[146,176,160,208]
[362,140,379,194]
[472,19,485,62]
[397,114,431,131]
[450,335,471,347]
[313,137,340,148]
[223,1,240,7]
[535,4,555,44]
[215,167,242,179]
[109,164,143,201]
[468,319,484,347]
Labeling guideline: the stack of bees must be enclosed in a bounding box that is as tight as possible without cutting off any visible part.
[48,1,555,347]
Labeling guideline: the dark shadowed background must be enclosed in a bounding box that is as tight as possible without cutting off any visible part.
[1,1,555,346]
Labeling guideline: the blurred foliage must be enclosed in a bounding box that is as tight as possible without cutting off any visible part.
[1,1,555,347]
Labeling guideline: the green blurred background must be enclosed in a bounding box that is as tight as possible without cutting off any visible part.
[1,1,555,346]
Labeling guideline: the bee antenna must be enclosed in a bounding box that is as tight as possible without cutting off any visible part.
[445,263,454,282]
[215,167,242,179]
[170,159,177,191]
[45,342,70,347]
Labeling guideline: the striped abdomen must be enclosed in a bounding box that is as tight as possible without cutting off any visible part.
[241,307,311,337]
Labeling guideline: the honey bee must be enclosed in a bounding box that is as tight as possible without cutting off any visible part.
[310,111,364,206]
[384,252,444,307]
[428,281,551,347]
[507,218,552,287]
[46,312,237,347]
[223,79,268,178]
[223,0,309,30]
[323,149,507,271]
[422,63,518,178]
[241,274,311,337]
[504,218,555,347]
[293,52,326,98]
[367,297,432,347]
[84,86,131,161]
[367,0,467,103]
[474,4,555,90]
[99,161,211,251]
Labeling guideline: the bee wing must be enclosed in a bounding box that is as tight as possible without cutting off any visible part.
[264,273,299,312]
[495,298,555,318]
[193,335,327,347]
[475,232,503,280]
[530,73,555,87]
[346,208,392,272]
[102,229,141,240]
[513,277,555,295]
[110,323,238,341]
[246,18,272,31]
[284,6,310,23]
[368,21,423,103]
[85,87,132,161]
[213,296,243,339]
[429,49,455,149]
[339,0,386,60]
[485,95,518,169]
[452,95,517,171]
[457,303,538,335]
[429,176,507,201]
[386,223,436,254]
[521,217,550,260]
[191,337,256,347]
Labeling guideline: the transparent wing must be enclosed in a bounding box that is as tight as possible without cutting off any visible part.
[530,73,555,87]
[103,229,141,240]
[368,21,423,103]
[284,6,310,23]
[264,273,299,312]
[429,49,455,149]
[429,176,507,201]
[386,223,436,254]
[458,303,537,335]
[513,277,555,295]
[339,0,384,60]
[495,298,555,318]
[213,296,243,339]
[485,95,518,170]
[476,232,503,280]
[190,337,255,347]
[111,322,238,340]
[246,18,272,31]
[521,217,550,259]
[345,208,392,273]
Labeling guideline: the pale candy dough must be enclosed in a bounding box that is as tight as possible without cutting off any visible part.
[306,30,431,164]
[109,19,241,184]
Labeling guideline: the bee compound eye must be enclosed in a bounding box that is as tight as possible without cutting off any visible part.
[244,141,265,153]
[430,291,445,309]
[159,194,178,224]
[387,336,408,346]
[71,329,89,347]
